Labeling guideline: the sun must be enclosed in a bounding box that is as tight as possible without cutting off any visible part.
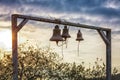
[0,30,12,50]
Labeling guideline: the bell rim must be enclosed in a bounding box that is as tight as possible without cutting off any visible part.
[76,38,84,41]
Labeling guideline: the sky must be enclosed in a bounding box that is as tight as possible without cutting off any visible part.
[0,0,120,69]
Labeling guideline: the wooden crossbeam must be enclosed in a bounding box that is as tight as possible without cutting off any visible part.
[12,14,111,31]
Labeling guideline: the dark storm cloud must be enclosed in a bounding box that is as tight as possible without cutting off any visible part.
[0,0,21,5]
[1,0,120,18]
[17,0,120,18]
[86,6,120,18]
[18,0,106,13]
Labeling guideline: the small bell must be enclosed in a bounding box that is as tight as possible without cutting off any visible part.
[50,25,63,45]
[76,30,84,41]
[76,30,84,56]
[62,25,71,40]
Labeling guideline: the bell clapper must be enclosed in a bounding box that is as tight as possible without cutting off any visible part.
[56,41,59,46]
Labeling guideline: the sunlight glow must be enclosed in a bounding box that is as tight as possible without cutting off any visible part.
[0,30,12,50]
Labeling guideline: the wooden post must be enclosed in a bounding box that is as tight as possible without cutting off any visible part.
[12,15,18,80]
[106,30,111,80]
[97,30,111,80]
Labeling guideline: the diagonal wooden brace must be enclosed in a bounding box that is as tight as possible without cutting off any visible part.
[16,18,29,32]
[97,30,110,45]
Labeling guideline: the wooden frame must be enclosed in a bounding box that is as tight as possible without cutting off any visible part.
[12,14,111,80]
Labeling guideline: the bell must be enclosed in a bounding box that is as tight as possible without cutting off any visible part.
[76,30,84,56]
[50,25,63,45]
[76,30,84,41]
[62,25,71,40]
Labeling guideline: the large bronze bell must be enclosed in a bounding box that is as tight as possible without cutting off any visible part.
[50,25,63,45]
[76,30,84,41]
[62,25,71,40]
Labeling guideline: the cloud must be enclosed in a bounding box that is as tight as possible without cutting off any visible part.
[0,0,120,30]
[113,30,120,34]
[0,0,21,5]
[17,0,120,19]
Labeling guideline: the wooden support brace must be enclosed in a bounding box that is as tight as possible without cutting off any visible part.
[16,18,29,32]
[97,30,110,45]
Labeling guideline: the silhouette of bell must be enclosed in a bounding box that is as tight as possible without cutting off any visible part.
[50,25,63,45]
[62,25,71,40]
[76,30,84,41]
